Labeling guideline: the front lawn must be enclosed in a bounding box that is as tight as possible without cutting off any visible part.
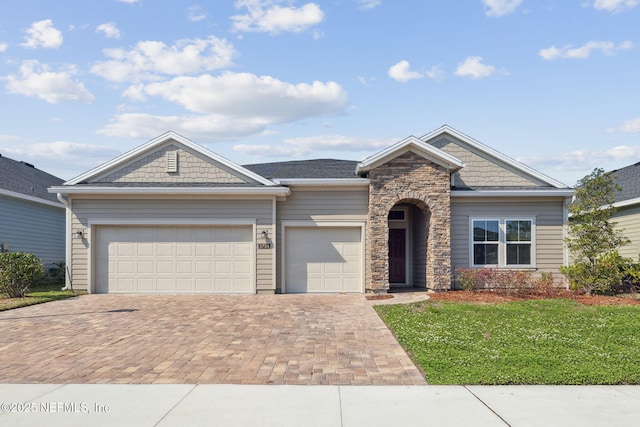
[375,298,640,384]
[0,283,79,311]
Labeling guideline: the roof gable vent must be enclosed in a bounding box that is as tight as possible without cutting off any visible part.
[166,151,178,173]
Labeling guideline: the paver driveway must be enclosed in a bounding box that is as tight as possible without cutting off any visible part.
[0,294,427,385]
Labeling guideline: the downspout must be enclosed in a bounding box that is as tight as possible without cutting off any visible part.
[57,193,73,291]
[562,195,573,289]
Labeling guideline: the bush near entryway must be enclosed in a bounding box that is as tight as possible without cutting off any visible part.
[0,252,46,298]
[454,268,558,297]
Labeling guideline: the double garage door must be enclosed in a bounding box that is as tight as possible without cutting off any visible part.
[95,225,253,294]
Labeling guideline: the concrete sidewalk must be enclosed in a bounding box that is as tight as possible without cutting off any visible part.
[1,384,638,426]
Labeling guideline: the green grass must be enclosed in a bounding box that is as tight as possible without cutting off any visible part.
[375,298,640,384]
[0,282,80,311]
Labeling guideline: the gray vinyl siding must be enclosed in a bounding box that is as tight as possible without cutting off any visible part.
[451,197,566,274]
[70,198,273,292]
[612,205,640,259]
[275,187,369,292]
[0,194,65,270]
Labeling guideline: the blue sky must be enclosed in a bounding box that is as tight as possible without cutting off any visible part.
[0,0,638,186]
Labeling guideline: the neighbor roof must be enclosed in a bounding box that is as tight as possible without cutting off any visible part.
[243,159,359,179]
[0,154,64,204]
[610,162,640,204]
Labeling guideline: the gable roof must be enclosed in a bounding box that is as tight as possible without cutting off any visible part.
[64,131,277,187]
[0,154,64,206]
[244,159,359,179]
[420,125,570,189]
[356,135,465,174]
[610,162,640,205]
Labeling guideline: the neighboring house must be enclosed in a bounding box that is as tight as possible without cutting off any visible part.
[49,125,573,294]
[609,162,640,259]
[0,154,65,272]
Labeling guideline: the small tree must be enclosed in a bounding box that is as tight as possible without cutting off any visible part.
[0,252,46,298]
[561,168,630,293]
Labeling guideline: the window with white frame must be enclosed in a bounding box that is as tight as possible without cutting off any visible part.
[471,218,534,267]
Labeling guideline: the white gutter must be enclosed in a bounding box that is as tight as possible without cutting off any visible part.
[48,186,291,196]
[0,188,64,208]
[611,197,640,209]
[451,189,575,197]
[272,178,370,186]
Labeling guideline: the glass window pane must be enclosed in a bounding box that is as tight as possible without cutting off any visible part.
[486,221,499,241]
[474,244,499,265]
[473,220,499,242]
[507,244,531,265]
[506,220,532,242]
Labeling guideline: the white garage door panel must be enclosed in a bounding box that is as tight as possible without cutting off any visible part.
[285,227,362,293]
[96,225,253,294]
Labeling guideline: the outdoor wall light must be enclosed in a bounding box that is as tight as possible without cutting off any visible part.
[261,230,268,239]
[72,230,84,239]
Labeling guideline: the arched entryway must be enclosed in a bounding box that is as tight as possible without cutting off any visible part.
[387,200,430,289]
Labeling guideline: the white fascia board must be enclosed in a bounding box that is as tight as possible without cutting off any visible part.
[356,136,464,174]
[272,178,370,186]
[611,197,640,209]
[452,189,575,197]
[421,125,570,189]
[0,188,64,208]
[64,131,277,187]
[48,186,291,196]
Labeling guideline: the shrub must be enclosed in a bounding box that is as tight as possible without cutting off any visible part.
[0,252,46,298]
[560,251,630,294]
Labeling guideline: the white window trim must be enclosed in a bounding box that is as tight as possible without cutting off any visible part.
[469,217,536,268]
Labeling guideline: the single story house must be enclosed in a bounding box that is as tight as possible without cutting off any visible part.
[608,162,640,259]
[49,125,574,294]
[0,154,65,272]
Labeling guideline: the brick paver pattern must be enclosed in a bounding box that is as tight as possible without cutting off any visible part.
[0,294,427,385]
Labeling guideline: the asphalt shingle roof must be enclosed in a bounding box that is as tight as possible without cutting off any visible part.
[610,162,640,203]
[243,159,359,179]
[0,154,64,203]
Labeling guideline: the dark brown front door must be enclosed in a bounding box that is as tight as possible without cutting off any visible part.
[389,228,406,283]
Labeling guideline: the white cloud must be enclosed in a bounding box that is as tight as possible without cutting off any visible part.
[357,0,381,10]
[137,71,348,119]
[483,0,522,17]
[539,40,633,60]
[5,60,95,104]
[98,113,268,140]
[91,36,235,83]
[188,5,207,22]
[231,0,325,34]
[234,134,395,158]
[96,22,121,39]
[388,60,423,82]
[518,145,640,178]
[117,0,139,3]
[0,140,120,179]
[455,56,497,79]
[607,117,640,133]
[102,72,348,140]
[593,0,638,13]
[0,43,7,53]
[21,20,63,49]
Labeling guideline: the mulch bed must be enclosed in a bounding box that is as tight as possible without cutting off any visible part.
[428,290,640,306]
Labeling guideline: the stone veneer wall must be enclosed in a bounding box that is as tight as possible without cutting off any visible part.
[366,151,452,292]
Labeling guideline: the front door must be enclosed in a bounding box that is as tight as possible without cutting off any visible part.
[389,228,406,283]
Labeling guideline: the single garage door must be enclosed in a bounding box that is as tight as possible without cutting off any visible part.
[285,227,362,293]
[95,225,253,294]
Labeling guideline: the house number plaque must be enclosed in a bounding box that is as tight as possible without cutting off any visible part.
[257,243,272,249]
